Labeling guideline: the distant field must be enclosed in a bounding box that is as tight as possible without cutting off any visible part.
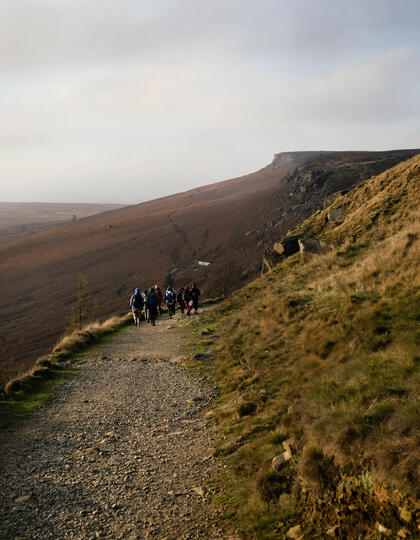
[0,202,126,242]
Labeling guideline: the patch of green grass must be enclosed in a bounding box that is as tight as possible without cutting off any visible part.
[0,366,79,428]
[193,158,420,537]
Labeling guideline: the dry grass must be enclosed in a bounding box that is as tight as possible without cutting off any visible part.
[198,156,420,538]
[3,313,131,397]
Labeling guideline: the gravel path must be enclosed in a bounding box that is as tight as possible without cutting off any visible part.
[0,313,235,539]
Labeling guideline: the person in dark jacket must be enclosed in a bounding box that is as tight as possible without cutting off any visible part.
[191,283,201,314]
[142,289,149,322]
[166,286,176,318]
[147,288,159,326]
[184,286,193,316]
[155,284,163,315]
[130,288,144,326]
[177,286,185,314]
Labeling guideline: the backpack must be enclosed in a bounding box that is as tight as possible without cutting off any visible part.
[166,290,174,303]
[148,291,158,307]
[132,294,143,309]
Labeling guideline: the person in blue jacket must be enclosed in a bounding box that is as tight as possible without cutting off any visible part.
[130,288,144,326]
[146,287,159,326]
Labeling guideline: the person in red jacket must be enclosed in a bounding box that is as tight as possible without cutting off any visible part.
[154,284,163,315]
[184,286,193,316]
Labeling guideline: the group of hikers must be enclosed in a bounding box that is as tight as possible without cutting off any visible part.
[129,284,201,326]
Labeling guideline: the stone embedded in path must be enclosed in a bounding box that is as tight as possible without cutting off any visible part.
[15,494,32,504]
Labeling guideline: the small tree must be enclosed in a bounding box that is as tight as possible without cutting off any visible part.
[67,275,97,333]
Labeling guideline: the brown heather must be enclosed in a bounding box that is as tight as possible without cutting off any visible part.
[194,155,420,538]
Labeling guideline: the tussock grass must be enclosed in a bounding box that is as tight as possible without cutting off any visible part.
[53,315,131,358]
[198,156,420,538]
[0,313,131,427]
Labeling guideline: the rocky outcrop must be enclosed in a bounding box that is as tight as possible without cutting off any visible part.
[262,234,331,271]
[299,237,331,262]
[271,151,320,169]
[261,246,284,274]
[267,150,420,235]
[327,205,347,225]
[273,235,303,257]
[323,189,349,209]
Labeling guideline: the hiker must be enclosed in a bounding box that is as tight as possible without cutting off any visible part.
[177,286,185,314]
[155,284,163,315]
[147,287,159,326]
[184,286,193,316]
[130,288,144,326]
[166,285,176,318]
[142,289,149,322]
[191,282,201,314]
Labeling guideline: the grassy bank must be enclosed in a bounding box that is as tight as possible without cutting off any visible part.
[187,156,420,538]
[0,314,131,428]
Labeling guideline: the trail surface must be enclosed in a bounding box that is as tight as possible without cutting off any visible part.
[0,314,233,539]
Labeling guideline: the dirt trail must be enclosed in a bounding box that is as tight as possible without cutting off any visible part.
[0,314,234,539]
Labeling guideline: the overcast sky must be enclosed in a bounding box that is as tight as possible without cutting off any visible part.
[1,0,419,204]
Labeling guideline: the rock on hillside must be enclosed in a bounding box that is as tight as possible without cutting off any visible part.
[261,149,420,270]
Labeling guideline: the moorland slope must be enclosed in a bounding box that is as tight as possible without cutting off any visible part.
[0,149,418,389]
[193,155,420,538]
[0,202,125,242]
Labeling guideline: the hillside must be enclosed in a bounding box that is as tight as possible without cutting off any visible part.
[191,155,420,538]
[0,202,125,242]
[0,149,418,390]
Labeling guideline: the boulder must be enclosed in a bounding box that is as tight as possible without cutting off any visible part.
[286,524,302,538]
[261,247,283,274]
[298,237,331,261]
[323,190,349,209]
[328,206,346,225]
[273,235,303,257]
[215,436,244,456]
[271,451,291,471]
[193,353,213,361]
[200,328,213,336]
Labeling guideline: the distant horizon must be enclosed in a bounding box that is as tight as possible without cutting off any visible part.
[1,1,419,205]
[1,145,420,205]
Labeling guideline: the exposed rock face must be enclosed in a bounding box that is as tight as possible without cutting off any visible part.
[298,237,331,261]
[273,235,303,257]
[327,206,347,225]
[261,246,284,273]
[260,150,420,273]
[323,189,349,209]
[267,150,420,233]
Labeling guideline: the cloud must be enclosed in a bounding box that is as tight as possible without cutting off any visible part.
[0,1,419,203]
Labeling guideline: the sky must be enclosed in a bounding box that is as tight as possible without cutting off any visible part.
[1,0,419,204]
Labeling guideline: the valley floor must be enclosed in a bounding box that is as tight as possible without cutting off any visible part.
[0,314,235,539]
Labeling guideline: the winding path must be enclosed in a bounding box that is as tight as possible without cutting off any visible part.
[0,314,236,539]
